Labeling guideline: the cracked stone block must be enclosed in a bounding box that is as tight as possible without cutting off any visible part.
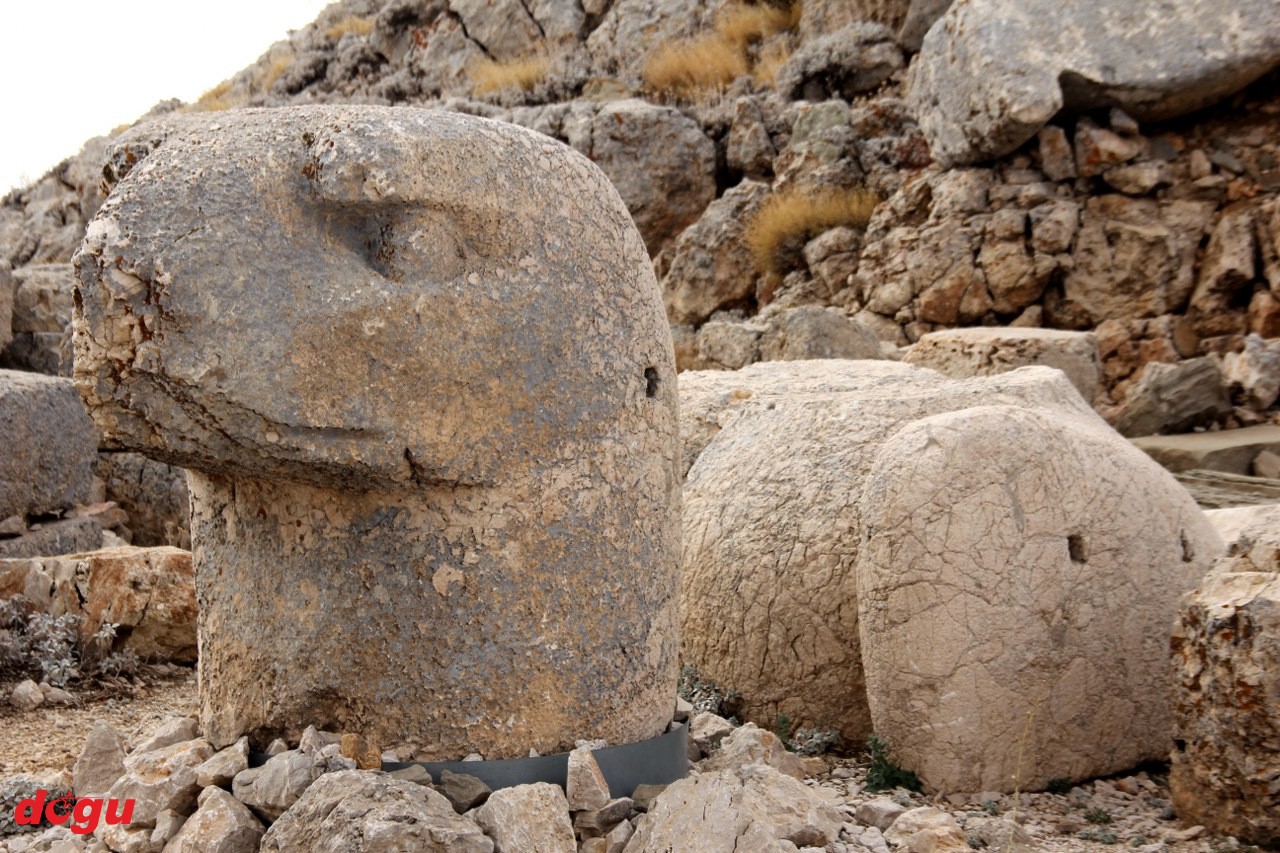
[859,401,1219,792]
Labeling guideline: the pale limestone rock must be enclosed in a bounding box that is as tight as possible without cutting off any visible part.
[10,264,74,334]
[9,680,43,712]
[73,720,127,797]
[473,782,575,853]
[163,786,262,853]
[688,712,735,753]
[699,724,807,781]
[0,370,95,519]
[884,807,968,853]
[758,306,884,363]
[260,770,492,852]
[0,260,12,352]
[859,402,1219,791]
[624,764,843,853]
[1204,504,1280,551]
[587,100,717,257]
[0,547,194,662]
[232,750,323,823]
[905,327,1100,404]
[1223,334,1280,410]
[1113,358,1230,437]
[1132,426,1280,475]
[908,0,1280,166]
[662,181,770,325]
[855,798,905,831]
[567,746,611,811]
[1170,532,1280,846]
[103,738,213,828]
[75,107,679,758]
[194,738,249,789]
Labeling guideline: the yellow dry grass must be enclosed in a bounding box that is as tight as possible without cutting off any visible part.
[752,40,792,87]
[191,80,243,112]
[324,15,375,40]
[259,54,295,93]
[716,2,797,48]
[469,54,551,96]
[745,187,880,275]
[642,34,749,101]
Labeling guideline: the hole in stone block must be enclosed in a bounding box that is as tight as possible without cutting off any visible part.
[645,367,659,398]
[1068,534,1088,564]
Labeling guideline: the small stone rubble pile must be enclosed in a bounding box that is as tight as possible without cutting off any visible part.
[0,706,1263,853]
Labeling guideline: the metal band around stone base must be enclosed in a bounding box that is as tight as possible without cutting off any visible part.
[250,723,688,799]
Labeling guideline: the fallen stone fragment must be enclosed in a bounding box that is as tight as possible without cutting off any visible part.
[472,782,575,853]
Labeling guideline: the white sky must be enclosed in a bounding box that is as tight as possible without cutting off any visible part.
[1,1,336,195]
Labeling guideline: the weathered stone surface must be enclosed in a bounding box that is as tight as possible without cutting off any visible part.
[164,786,263,853]
[905,327,1100,403]
[9,679,43,712]
[1170,531,1280,846]
[586,0,717,80]
[698,723,807,781]
[625,764,843,853]
[194,737,249,789]
[1205,504,1280,550]
[437,769,491,814]
[1112,357,1230,437]
[1061,196,1214,325]
[0,547,195,662]
[1223,334,1280,411]
[0,370,95,520]
[695,319,765,371]
[586,100,717,257]
[681,361,1218,773]
[75,107,680,757]
[662,180,769,325]
[102,737,213,828]
[908,0,1280,166]
[1176,470,1280,511]
[232,750,324,822]
[855,797,905,831]
[472,782,574,853]
[0,261,11,352]
[1132,426,1280,476]
[884,807,969,853]
[758,306,884,363]
[10,264,74,334]
[0,517,102,560]
[775,24,903,103]
[133,717,199,756]
[94,452,189,549]
[260,770,493,852]
[73,720,127,797]
[727,98,776,180]
[858,401,1219,791]
[677,359,928,476]
[567,746,611,811]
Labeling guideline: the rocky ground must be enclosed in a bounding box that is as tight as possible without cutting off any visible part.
[0,687,1265,853]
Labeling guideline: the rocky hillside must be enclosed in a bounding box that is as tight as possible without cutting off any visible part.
[5,0,1280,438]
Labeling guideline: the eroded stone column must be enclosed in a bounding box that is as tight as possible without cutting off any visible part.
[72,106,680,757]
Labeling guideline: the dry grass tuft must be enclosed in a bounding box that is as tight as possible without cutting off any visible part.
[716,2,796,48]
[325,15,375,40]
[469,54,551,96]
[746,186,880,275]
[752,40,792,87]
[642,34,749,101]
[191,80,243,112]
[259,54,295,93]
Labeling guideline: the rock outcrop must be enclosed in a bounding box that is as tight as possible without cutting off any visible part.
[908,0,1280,166]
